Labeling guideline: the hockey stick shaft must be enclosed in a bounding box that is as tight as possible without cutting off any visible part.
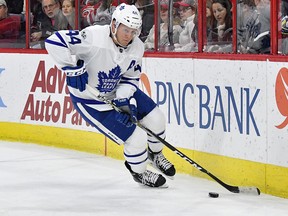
[86,85,260,195]
[137,124,260,195]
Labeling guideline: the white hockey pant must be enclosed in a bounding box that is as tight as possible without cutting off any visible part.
[124,107,166,173]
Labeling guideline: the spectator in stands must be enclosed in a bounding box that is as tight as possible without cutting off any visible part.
[80,0,125,28]
[204,0,214,38]
[173,0,197,52]
[0,0,22,47]
[191,0,215,51]
[93,0,116,25]
[62,0,75,29]
[144,0,182,51]
[205,0,216,43]
[281,15,288,54]
[80,0,101,27]
[282,0,288,17]
[128,0,154,42]
[31,0,46,28]
[82,0,96,4]
[246,0,270,53]
[6,0,24,14]
[281,0,288,54]
[206,0,232,53]
[237,0,261,53]
[31,0,68,48]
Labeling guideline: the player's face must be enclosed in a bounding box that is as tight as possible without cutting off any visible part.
[116,24,138,46]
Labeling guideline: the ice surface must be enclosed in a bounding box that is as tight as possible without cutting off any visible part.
[0,141,287,216]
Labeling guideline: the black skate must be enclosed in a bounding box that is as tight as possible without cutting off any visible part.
[148,148,176,179]
[125,161,168,188]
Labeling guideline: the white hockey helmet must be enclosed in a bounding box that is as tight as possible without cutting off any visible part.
[111,3,142,33]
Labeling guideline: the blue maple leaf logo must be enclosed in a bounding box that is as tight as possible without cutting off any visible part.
[120,5,125,11]
[98,65,121,93]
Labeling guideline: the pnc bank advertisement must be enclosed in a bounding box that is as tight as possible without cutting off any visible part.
[0,54,287,168]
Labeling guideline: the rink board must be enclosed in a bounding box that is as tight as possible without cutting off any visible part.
[0,53,288,198]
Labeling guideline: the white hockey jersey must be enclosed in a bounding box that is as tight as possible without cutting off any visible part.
[45,25,144,111]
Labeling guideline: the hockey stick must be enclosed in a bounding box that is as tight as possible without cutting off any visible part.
[86,84,260,195]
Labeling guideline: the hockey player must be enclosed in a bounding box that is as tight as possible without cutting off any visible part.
[45,3,175,187]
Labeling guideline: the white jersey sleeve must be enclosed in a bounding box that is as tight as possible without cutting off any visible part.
[45,27,95,68]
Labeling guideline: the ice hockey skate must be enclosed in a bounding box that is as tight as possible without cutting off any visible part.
[125,161,168,188]
[148,148,176,179]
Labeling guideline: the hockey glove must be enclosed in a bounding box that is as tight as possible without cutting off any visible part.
[62,60,88,92]
[112,97,138,127]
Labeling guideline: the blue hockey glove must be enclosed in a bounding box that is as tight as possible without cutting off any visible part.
[112,97,138,127]
[62,60,88,92]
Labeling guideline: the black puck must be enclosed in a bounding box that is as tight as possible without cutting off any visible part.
[208,192,219,198]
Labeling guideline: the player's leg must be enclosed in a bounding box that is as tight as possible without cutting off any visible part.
[134,89,176,178]
[140,107,176,178]
[123,126,167,187]
[71,100,167,187]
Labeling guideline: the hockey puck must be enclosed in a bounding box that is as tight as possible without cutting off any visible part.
[208,192,219,198]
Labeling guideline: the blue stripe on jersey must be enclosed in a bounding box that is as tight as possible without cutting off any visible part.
[45,32,68,48]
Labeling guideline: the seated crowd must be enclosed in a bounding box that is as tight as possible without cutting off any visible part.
[0,0,25,48]
[0,0,284,54]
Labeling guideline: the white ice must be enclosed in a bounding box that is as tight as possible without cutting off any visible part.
[0,141,288,216]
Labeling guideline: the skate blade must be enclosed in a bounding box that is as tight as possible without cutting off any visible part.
[138,182,169,188]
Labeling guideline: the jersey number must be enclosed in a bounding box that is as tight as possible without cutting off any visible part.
[66,30,81,45]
